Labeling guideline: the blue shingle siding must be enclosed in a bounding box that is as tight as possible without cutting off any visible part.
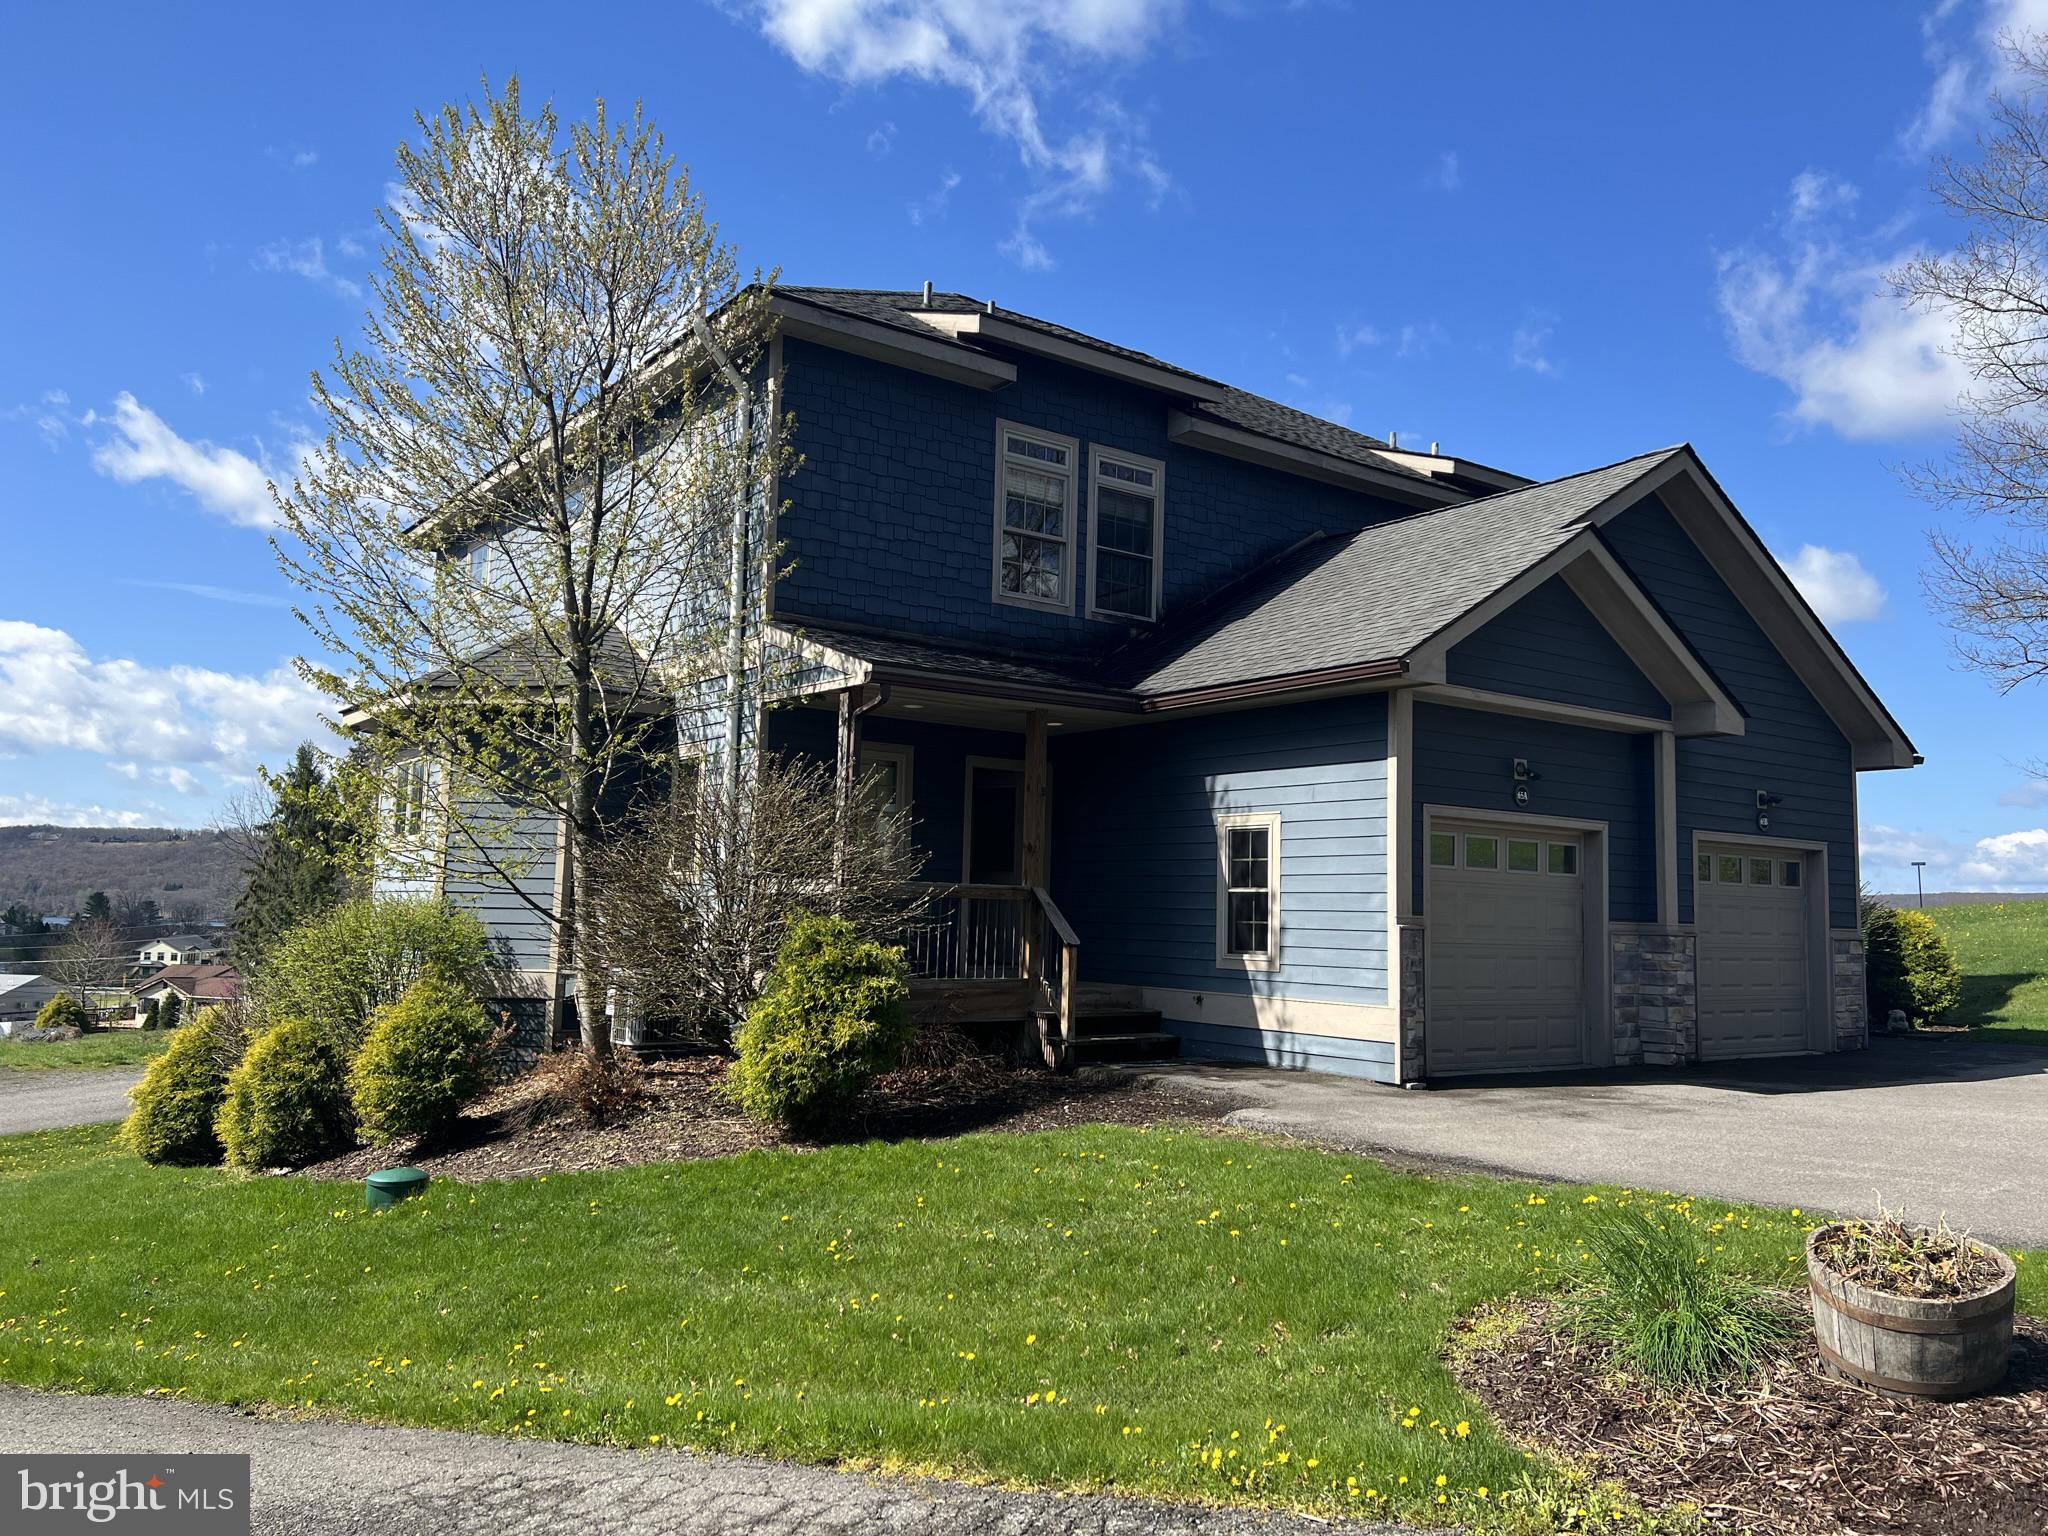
[442,795,558,972]
[1412,702,1656,922]
[1446,575,1670,720]
[1599,496,1857,929]
[1050,695,1390,1007]
[763,704,1023,885]
[774,338,1415,657]
[1168,1019,1395,1082]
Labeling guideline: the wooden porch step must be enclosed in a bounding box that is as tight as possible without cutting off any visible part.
[1072,1030,1181,1065]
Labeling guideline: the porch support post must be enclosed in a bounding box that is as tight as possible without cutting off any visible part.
[1021,709,1049,887]
[833,687,862,895]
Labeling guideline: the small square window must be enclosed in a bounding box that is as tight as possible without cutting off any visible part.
[1428,832,1457,867]
[1780,860,1802,887]
[1697,853,1712,883]
[1548,843,1579,876]
[1465,835,1498,870]
[1750,858,1774,886]
[1507,839,1540,873]
[1718,855,1743,885]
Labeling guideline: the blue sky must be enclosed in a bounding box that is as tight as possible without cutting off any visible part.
[2,0,2045,890]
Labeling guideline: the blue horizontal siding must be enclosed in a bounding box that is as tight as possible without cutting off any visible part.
[776,338,1416,658]
[1166,1018,1396,1083]
[1413,702,1656,922]
[1600,496,1857,929]
[442,795,557,972]
[1448,575,1669,720]
[1051,695,1390,1007]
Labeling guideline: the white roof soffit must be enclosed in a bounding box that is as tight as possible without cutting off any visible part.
[1165,409,1465,509]
[911,309,1228,402]
[1586,451,1918,771]
[1372,448,1533,490]
[770,297,1017,391]
[1406,529,1743,737]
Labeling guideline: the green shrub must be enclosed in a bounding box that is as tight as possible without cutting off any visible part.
[156,993,182,1032]
[34,992,91,1032]
[256,897,491,1050]
[217,1016,355,1170]
[119,1006,234,1165]
[351,976,492,1144]
[729,913,912,1134]
[1562,1204,1799,1388]
[1865,904,1964,1025]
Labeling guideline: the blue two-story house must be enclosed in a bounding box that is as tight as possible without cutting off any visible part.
[407,285,1919,1085]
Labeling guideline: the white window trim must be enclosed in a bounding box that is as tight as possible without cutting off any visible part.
[991,420,1079,613]
[1086,445,1166,624]
[856,742,915,816]
[1215,811,1282,971]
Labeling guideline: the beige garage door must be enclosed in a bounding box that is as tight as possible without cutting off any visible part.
[1426,822,1587,1074]
[1697,844,1811,1060]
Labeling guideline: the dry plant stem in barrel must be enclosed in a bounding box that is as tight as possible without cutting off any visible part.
[1807,1222,2016,1400]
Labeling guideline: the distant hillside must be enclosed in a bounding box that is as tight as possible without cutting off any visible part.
[1873,890,2048,908]
[0,825,244,922]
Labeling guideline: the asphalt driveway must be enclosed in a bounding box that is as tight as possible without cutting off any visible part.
[0,1388,1371,1536]
[1155,1035,2048,1247]
[0,1068,141,1134]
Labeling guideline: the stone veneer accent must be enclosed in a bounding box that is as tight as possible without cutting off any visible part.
[1611,926,1697,1067]
[1831,932,1868,1051]
[1397,920,1427,1084]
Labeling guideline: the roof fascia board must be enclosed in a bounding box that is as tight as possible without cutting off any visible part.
[771,297,1017,390]
[1588,453,1917,769]
[1140,657,1410,712]
[760,622,875,694]
[913,310,1226,401]
[1165,410,1466,509]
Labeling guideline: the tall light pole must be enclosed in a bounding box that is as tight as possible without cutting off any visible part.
[1912,860,1927,908]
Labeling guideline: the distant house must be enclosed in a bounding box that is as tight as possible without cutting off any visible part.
[137,933,225,967]
[134,964,242,1013]
[0,972,63,1032]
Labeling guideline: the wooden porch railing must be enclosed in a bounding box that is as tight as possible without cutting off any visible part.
[902,881,1079,1047]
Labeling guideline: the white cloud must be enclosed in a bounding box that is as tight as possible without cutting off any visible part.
[1903,0,2048,153]
[0,794,152,830]
[1716,171,1970,439]
[1335,322,1382,358]
[1510,312,1558,376]
[0,621,330,797]
[1427,150,1461,192]
[115,578,290,609]
[253,235,360,299]
[867,120,897,156]
[265,143,321,171]
[1863,820,2048,890]
[181,371,206,396]
[744,0,1180,267]
[89,393,300,529]
[1783,543,1889,624]
[908,168,962,225]
[1396,321,1448,360]
[1999,778,2048,805]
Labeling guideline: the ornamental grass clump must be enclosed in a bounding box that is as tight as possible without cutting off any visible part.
[1563,1203,1799,1388]
[217,1015,356,1170]
[728,912,912,1135]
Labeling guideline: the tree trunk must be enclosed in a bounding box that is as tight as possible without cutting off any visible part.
[567,668,610,1057]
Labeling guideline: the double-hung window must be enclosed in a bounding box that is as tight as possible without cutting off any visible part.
[993,422,1077,610]
[1216,812,1281,970]
[388,758,437,841]
[1088,448,1165,622]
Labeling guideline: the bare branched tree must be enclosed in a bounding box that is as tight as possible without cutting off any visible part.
[51,915,126,1007]
[1898,35,2048,691]
[272,79,789,1050]
[582,753,929,1044]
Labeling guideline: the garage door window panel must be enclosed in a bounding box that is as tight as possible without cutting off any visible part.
[1507,839,1540,873]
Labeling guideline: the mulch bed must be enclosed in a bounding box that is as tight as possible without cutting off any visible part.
[1451,1298,2048,1536]
[300,1056,1234,1183]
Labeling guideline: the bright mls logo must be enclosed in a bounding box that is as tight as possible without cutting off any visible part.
[4,1455,249,1534]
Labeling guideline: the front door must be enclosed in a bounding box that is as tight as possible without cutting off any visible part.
[965,762,1024,885]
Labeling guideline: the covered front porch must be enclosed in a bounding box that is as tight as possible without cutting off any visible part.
[764,647,1174,1065]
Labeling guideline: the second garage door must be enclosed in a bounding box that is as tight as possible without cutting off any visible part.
[1426,821,1588,1074]
[1697,844,1813,1060]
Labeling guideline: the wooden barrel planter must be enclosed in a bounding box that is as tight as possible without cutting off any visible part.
[1806,1225,2016,1399]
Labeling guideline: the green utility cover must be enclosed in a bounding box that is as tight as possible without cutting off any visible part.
[365,1166,430,1209]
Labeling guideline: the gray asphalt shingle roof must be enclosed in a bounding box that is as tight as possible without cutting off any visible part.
[1123,447,1683,695]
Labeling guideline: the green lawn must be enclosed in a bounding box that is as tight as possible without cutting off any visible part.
[2,1122,2037,1525]
[1927,900,2048,1042]
[0,1030,169,1073]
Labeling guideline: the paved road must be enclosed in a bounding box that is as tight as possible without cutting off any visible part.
[0,1389,1379,1536]
[1154,1035,2048,1247]
[0,1068,141,1134]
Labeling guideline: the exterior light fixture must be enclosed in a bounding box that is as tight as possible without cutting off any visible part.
[1756,789,1781,832]
[1512,757,1539,807]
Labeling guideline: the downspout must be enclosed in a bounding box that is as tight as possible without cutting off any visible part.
[691,308,753,797]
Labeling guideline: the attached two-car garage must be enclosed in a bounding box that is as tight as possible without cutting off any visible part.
[1423,816,1824,1075]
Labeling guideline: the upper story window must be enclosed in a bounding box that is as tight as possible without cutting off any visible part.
[992,421,1077,612]
[467,542,491,586]
[1089,448,1165,623]
[387,758,438,841]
